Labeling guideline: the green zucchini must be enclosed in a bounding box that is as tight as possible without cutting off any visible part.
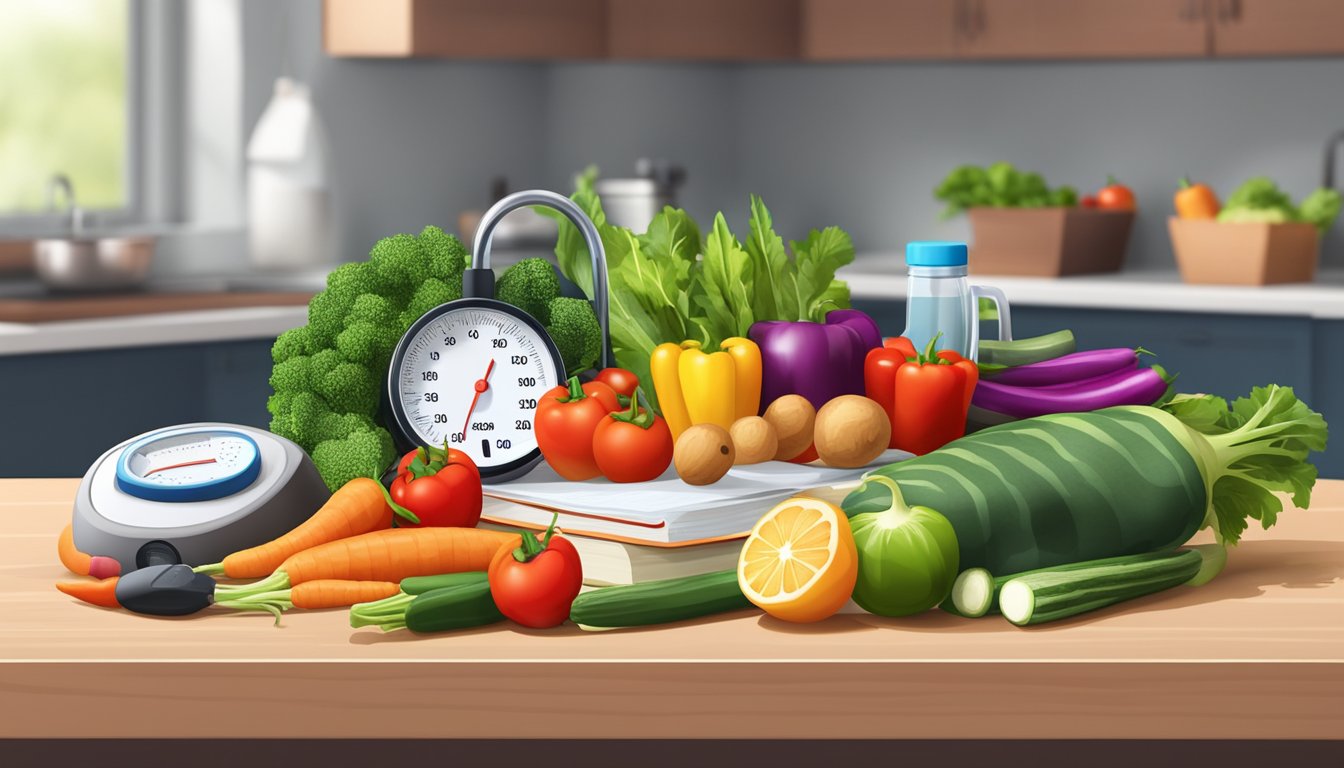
[400,571,487,595]
[569,570,752,629]
[404,583,505,634]
[939,568,995,618]
[998,548,1203,626]
[977,330,1075,367]
[845,387,1324,576]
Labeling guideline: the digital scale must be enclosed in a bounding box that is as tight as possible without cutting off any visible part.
[72,423,330,571]
[386,189,611,482]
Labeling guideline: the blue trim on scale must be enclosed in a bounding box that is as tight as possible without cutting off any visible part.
[115,428,262,503]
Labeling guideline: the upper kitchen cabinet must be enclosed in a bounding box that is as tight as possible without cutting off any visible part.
[323,0,606,58]
[1210,0,1344,57]
[802,0,958,60]
[957,0,1210,59]
[607,0,801,60]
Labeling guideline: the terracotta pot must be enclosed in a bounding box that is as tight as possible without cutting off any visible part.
[1168,218,1319,286]
[966,207,1134,277]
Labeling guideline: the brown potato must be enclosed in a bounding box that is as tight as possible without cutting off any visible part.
[813,395,891,468]
[729,416,778,465]
[674,424,736,485]
[762,395,816,461]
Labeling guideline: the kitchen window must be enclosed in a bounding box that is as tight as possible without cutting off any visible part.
[0,0,138,229]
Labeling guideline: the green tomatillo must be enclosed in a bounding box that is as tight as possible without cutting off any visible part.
[848,473,959,617]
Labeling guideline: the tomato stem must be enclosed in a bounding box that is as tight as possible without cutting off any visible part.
[513,512,558,563]
[609,386,656,430]
[557,375,587,403]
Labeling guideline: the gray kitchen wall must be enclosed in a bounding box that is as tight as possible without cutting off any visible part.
[243,0,1344,269]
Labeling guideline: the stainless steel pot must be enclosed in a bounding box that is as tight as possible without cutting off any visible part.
[34,236,155,291]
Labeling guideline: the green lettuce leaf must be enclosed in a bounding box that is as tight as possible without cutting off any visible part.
[790,226,855,322]
[697,212,756,342]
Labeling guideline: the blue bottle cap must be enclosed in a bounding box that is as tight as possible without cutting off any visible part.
[906,241,968,267]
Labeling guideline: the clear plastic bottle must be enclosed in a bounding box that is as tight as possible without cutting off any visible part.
[901,241,1011,360]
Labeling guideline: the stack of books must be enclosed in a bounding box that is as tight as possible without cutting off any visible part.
[481,450,909,585]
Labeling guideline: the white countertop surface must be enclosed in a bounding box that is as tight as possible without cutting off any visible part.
[2,262,1343,358]
[0,305,307,357]
[843,255,1344,320]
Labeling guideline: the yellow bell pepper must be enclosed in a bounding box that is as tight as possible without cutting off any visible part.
[649,337,762,439]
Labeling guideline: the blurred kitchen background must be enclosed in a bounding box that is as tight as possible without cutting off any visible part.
[2,0,1342,476]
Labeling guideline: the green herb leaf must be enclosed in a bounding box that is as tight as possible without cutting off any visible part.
[744,195,797,322]
[698,212,756,340]
[536,166,604,299]
[790,226,855,322]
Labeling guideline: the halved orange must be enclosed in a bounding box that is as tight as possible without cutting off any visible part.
[737,497,858,623]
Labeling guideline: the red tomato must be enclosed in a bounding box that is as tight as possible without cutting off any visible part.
[390,446,482,528]
[1080,195,1100,208]
[592,388,673,483]
[595,368,639,399]
[534,376,619,481]
[787,443,820,464]
[488,518,583,629]
[1096,177,1137,211]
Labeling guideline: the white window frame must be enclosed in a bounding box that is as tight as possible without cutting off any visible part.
[0,0,161,234]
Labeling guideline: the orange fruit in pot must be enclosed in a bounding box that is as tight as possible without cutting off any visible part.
[737,497,858,623]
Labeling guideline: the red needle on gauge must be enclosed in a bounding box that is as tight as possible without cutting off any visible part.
[460,359,496,438]
[145,458,217,476]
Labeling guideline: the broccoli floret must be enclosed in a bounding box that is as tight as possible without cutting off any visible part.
[497,258,562,325]
[344,293,398,329]
[271,327,310,364]
[313,411,376,444]
[316,362,381,415]
[369,233,428,304]
[265,226,472,490]
[311,428,396,492]
[546,297,602,376]
[420,225,469,285]
[1299,188,1342,233]
[268,355,312,394]
[336,321,401,365]
[399,277,460,329]
[309,348,342,380]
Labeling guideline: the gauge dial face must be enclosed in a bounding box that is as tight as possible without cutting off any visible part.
[115,429,262,502]
[389,300,562,476]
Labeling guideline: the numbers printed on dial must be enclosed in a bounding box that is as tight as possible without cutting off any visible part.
[397,307,559,468]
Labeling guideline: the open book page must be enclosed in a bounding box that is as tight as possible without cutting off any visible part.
[482,449,912,543]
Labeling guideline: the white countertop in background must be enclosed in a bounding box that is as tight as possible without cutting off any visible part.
[0,305,307,357]
[2,261,1343,357]
[844,255,1344,320]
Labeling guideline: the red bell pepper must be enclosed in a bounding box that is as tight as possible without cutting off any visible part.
[892,334,978,455]
[865,345,905,449]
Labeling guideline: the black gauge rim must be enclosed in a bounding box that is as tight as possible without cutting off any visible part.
[386,298,563,481]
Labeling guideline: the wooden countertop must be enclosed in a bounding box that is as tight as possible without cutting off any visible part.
[2,478,1341,740]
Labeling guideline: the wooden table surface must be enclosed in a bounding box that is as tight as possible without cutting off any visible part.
[2,478,1341,740]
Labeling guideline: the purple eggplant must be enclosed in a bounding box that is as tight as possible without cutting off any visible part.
[986,348,1145,387]
[749,308,883,411]
[972,366,1171,419]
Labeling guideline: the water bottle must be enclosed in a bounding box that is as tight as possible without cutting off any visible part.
[902,241,1011,361]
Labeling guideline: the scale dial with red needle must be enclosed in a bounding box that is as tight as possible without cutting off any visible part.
[115,428,262,502]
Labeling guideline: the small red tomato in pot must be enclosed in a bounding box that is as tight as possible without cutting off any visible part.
[389,444,483,528]
[595,367,639,400]
[534,375,620,481]
[592,387,673,482]
[1095,176,1137,211]
[488,513,583,629]
[1080,195,1099,208]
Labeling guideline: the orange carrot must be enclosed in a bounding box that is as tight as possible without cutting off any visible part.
[196,477,393,579]
[57,524,90,575]
[290,580,400,609]
[214,527,519,602]
[57,524,120,578]
[56,577,120,608]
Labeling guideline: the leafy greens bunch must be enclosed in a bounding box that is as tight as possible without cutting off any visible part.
[539,169,855,412]
[934,162,1079,219]
[1216,176,1343,233]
